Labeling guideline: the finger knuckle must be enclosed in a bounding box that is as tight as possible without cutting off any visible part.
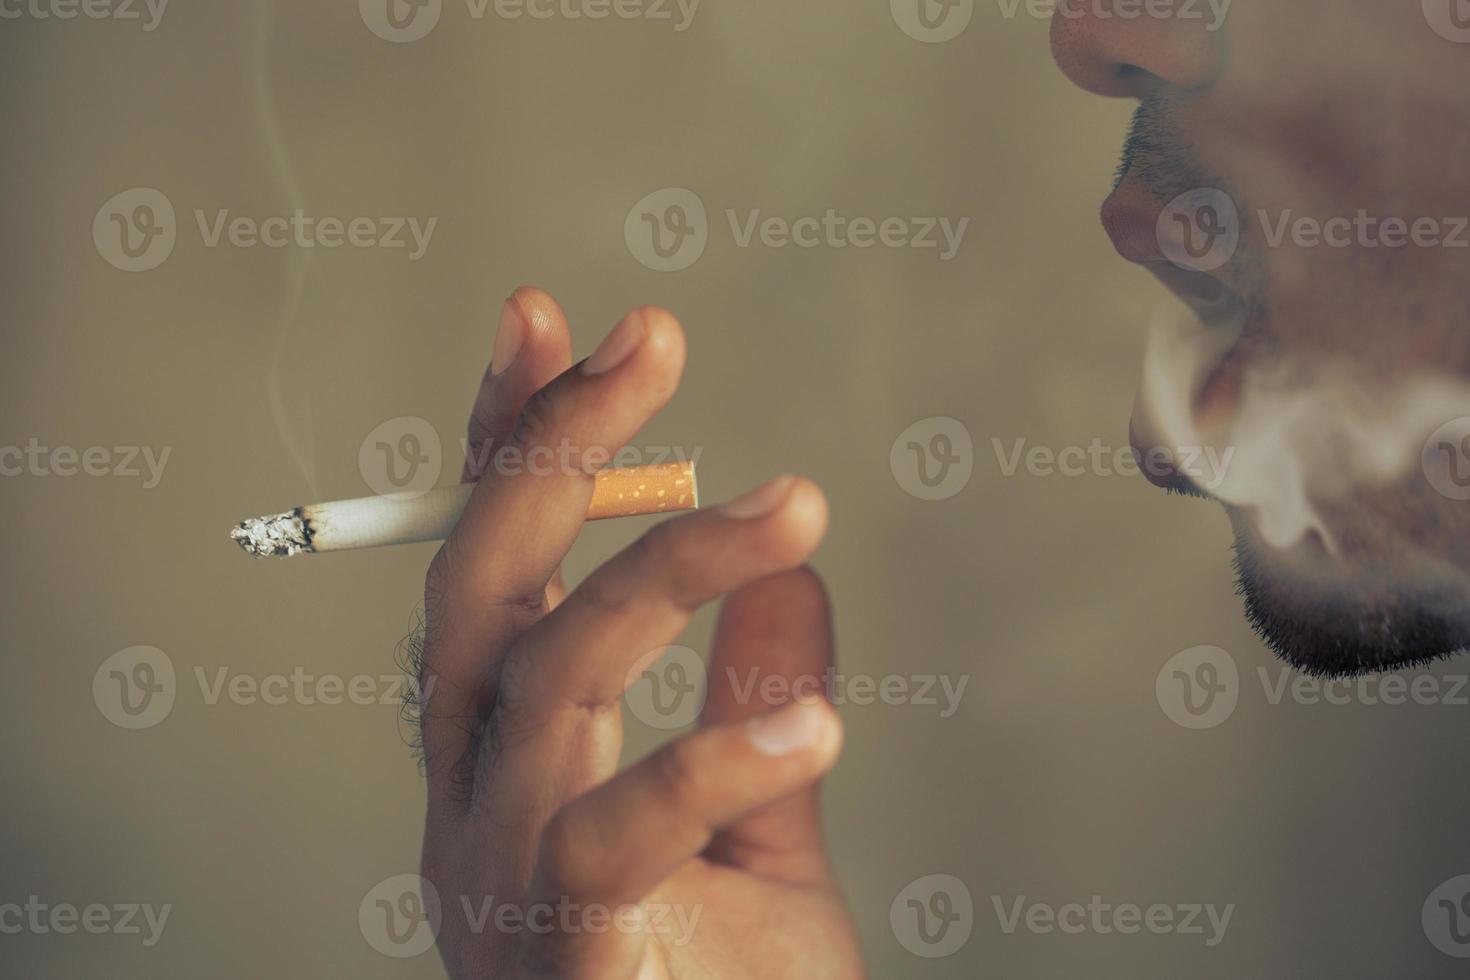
[537,807,595,895]
[571,566,630,617]
[637,519,699,581]
[511,384,559,451]
[490,588,550,624]
[574,524,681,614]
[653,738,708,811]
[492,644,536,719]
[469,405,514,448]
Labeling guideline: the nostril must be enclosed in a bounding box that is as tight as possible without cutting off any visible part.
[1116,63,1166,97]
[1050,6,1225,97]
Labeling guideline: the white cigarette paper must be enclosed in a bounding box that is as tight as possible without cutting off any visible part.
[230,461,698,558]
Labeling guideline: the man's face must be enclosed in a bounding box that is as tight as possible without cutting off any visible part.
[1050,0,1470,676]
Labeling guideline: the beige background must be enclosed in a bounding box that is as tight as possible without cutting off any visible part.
[3,1,1469,977]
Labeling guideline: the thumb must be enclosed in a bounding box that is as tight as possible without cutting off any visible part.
[700,566,840,885]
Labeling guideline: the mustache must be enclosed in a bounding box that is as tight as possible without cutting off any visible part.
[1113,97,1212,197]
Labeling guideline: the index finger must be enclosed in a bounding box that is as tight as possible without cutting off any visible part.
[420,305,687,786]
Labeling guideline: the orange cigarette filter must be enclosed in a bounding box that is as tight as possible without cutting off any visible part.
[588,461,699,520]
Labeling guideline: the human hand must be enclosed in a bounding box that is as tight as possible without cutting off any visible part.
[417,287,865,979]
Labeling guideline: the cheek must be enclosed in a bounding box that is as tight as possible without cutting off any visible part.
[1266,271,1470,382]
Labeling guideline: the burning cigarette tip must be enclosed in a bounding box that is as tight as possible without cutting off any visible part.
[231,509,314,558]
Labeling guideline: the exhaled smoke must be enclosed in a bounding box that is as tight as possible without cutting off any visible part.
[252,0,318,498]
[1139,304,1470,556]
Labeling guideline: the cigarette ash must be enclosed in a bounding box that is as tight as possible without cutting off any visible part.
[231,508,314,558]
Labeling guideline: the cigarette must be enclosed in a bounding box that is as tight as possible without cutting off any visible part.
[230,461,698,558]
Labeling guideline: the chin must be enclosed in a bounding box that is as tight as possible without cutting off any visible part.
[1229,521,1470,679]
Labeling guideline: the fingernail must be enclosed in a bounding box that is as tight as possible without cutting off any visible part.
[582,309,645,376]
[720,475,794,520]
[491,297,526,377]
[747,701,825,756]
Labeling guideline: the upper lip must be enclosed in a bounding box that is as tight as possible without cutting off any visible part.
[1102,179,1241,318]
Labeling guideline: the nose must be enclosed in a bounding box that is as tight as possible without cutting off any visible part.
[1050,0,1225,98]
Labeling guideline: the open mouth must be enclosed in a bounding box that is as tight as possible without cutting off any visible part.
[1120,257,1250,497]
[1147,263,1244,330]
[1128,280,1247,498]
[1101,178,1252,497]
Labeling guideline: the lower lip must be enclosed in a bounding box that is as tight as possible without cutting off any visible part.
[1129,419,1192,491]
